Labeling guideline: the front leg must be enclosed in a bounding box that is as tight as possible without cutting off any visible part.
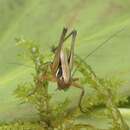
[51,28,67,74]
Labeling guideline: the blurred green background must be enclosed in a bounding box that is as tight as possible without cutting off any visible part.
[0,0,130,126]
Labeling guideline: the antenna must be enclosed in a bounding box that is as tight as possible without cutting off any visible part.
[72,26,127,75]
[83,26,126,60]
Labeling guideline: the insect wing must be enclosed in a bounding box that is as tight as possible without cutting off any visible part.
[51,28,67,74]
[60,48,70,84]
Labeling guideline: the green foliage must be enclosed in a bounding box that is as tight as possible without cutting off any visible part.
[12,38,130,130]
[0,122,44,130]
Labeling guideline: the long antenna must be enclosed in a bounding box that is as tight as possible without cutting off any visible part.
[83,26,126,60]
[72,26,127,75]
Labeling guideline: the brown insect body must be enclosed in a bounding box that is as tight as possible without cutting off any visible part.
[50,27,77,90]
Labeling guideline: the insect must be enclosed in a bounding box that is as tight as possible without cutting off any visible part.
[39,27,85,112]
[50,28,78,89]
